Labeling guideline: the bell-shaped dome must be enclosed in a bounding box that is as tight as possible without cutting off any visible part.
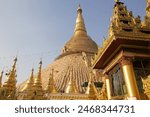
[17,5,101,95]
[62,5,98,54]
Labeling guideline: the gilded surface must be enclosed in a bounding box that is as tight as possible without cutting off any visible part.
[0,1,150,100]
[93,1,150,67]
[142,75,150,99]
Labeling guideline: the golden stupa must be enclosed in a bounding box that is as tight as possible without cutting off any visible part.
[0,0,150,100]
[16,4,102,100]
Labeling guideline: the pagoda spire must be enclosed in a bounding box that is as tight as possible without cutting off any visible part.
[45,69,57,93]
[20,68,34,99]
[34,60,42,86]
[62,4,98,54]
[65,67,78,94]
[33,60,44,99]
[85,71,98,99]
[2,57,17,99]
[0,70,4,89]
[7,57,17,79]
[74,4,87,35]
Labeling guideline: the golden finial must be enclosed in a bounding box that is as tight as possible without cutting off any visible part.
[39,59,42,66]
[7,57,17,80]
[37,59,42,77]
[34,60,42,84]
[14,57,17,62]
[11,57,17,72]
[74,4,87,34]
[65,68,78,94]
[77,4,82,14]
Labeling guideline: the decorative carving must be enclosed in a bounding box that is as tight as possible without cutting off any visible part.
[142,75,150,91]
[142,0,150,27]
[134,16,141,27]
[146,0,150,13]
[142,75,150,99]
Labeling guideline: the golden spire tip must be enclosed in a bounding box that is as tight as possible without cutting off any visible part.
[78,4,81,8]
[77,4,82,13]
[39,59,42,65]
[31,68,34,72]
[14,57,17,62]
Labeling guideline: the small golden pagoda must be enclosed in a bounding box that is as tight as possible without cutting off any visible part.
[32,60,44,100]
[93,0,150,100]
[0,57,17,100]
[18,4,101,95]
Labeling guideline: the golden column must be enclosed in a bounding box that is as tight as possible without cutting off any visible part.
[120,57,140,100]
[103,75,111,100]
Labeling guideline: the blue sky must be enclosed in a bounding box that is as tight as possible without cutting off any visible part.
[0,0,146,83]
